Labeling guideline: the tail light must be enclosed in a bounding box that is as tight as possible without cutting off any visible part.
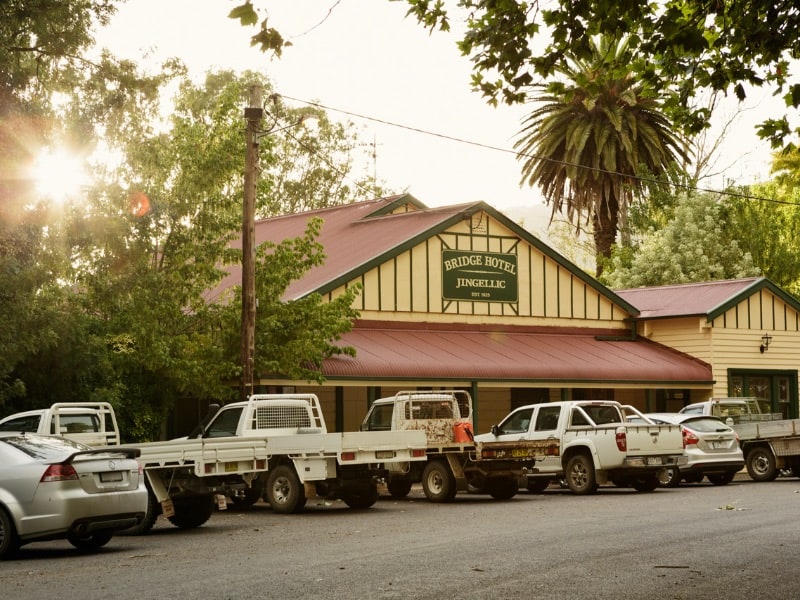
[615,430,627,452]
[340,451,356,461]
[682,428,699,446]
[41,464,78,482]
[411,449,426,458]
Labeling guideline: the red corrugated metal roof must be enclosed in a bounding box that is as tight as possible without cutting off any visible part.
[206,195,477,303]
[615,278,763,319]
[320,321,712,383]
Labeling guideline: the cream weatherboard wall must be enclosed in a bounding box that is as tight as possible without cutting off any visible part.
[637,286,800,402]
[328,209,631,329]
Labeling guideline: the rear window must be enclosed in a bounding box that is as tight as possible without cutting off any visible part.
[404,400,455,420]
[1,435,88,460]
[52,413,102,435]
[681,418,733,433]
[0,415,41,432]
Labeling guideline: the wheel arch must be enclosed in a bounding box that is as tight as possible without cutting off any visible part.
[561,444,595,470]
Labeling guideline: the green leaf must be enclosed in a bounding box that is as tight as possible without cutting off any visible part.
[228,3,259,27]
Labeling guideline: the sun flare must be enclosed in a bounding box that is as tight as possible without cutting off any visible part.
[31,148,88,201]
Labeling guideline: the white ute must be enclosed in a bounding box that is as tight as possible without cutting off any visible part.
[122,393,428,534]
[361,391,545,502]
[476,400,687,494]
[0,402,121,447]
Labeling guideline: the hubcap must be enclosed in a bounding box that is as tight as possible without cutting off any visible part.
[273,476,290,504]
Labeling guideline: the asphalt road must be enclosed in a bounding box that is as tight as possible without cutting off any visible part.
[1,476,798,599]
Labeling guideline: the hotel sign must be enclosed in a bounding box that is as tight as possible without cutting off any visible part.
[442,250,518,303]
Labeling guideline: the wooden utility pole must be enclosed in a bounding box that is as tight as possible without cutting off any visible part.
[241,84,263,401]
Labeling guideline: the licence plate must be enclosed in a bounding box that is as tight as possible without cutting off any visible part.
[647,456,662,465]
[100,471,123,482]
[512,448,533,457]
[225,462,239,472]
[376,450,395,459]
[711,441,726,449]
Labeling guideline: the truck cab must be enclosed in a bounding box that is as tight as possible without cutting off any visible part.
[0,402,120,446]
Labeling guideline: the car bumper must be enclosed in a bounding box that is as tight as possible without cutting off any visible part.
[679,460,744,475]
[16,486,148,540]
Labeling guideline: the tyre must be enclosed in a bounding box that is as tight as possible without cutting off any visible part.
[0,508,20,560]
[631,475,659,492]
[564,454,597,495]
[119,488,161,536]
[342,483,379,509]
[658,467,681,488]
[167,495,215,529]
[266,465,307,513]
[421,461,457,502]
[487,477,518,500]
[67,530,113,550]
[526,478,552,493]
[746,447,779,482]
[386,478,413,498]
[231,483,262,507]
[683,472,703,484]
[707,471,736,485]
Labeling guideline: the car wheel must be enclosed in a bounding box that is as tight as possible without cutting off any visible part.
[526,478,552,493]
[167,495,215,529]
[342,483,379,509]
[421,461,457,502]
[266,465,307,514]
[658,467,681,488]
[631,475,659,492]
[746,447,779,482]
[0,508,20,560]
[707,471,736,485]
[564,454,598,495]
[67,530,113,550]
[683,472,703,484]
[119,488,161,536]
[487,477,518,500]
[386,478,413,498]
[231,483,263,507]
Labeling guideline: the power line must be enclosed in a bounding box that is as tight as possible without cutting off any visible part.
[277,93,799,208]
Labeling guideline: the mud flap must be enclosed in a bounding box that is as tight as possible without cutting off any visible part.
[145,471,175,518]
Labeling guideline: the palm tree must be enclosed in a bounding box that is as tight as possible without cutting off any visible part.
[514,36,690,276]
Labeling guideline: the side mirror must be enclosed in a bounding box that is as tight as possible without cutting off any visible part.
[491,424,500,436]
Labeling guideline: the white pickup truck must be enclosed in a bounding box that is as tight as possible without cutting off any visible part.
[360,391,545,502]
[680,398,800,481]
[475,400,687,494]
[0,402,121,446]
[122,393,428,534]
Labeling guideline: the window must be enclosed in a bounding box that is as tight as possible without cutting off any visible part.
[534,406,561,431]
[365,404,393,431]
[0,415,41,432]
[497,408,533,435]
[205,407,244,438]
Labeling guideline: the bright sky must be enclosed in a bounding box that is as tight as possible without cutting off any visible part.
[95,0,779,231]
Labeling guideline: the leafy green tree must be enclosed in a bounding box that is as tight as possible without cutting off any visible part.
[217,217,361,384]
[58,70,369,438]
[602,193,760,288]
[514,36,689,275]
[0,0,122,407]
[397,0,800,149]
[727,181,800,298]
